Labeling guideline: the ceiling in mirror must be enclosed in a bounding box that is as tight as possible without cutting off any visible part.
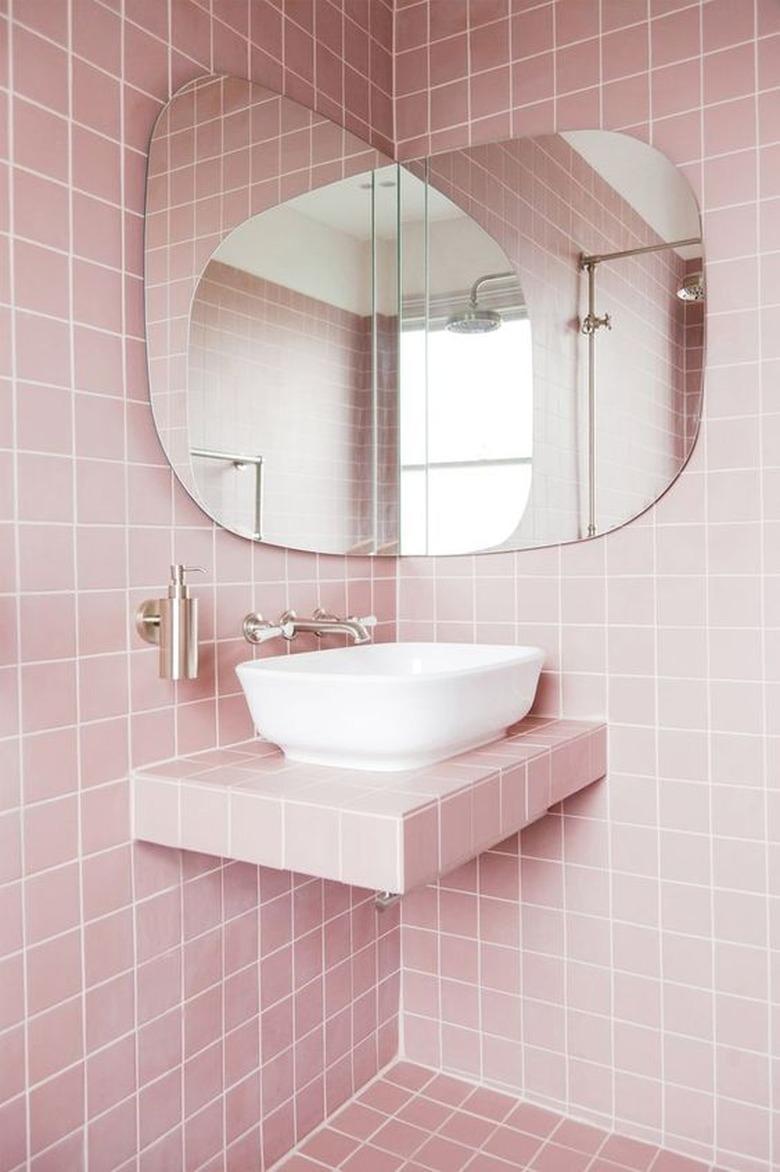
[145,75,704,557]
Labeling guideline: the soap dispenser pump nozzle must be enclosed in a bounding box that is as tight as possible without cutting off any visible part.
[168,563,204,596]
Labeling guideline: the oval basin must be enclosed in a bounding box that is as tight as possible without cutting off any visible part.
[236,642,545,771]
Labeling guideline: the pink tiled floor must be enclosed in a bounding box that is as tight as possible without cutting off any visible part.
[279,1063,727,1172]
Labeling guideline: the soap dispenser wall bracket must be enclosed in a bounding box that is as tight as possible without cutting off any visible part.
[136,564,206,680]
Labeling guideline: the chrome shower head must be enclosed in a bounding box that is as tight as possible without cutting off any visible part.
[676,271,705,302]
[445,305,503,334]
[445,270,516,335]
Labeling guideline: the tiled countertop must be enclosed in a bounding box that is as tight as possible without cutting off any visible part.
[132,717,606,894]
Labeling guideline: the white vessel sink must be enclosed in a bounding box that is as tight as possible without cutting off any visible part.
[235,642,545,771]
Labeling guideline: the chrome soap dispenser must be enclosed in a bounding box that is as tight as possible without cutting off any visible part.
[136,564,205,680]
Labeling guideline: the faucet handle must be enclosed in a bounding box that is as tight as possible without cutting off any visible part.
[243,612,294,644]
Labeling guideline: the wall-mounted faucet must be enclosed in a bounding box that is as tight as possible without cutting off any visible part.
[136,564,206,679]
[243,607,376,646]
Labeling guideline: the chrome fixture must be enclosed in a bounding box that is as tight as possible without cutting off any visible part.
[243,607,377,646]
[580,307,612,336]
[579,236,702,268]
[136,564,206,679]
[579,258,607,537]
[279,609,377,644]
[578,234,703,538]
[375,891,401,911]
[190,448,264,540]
[676,271,705,302]
[241,615,295,644]
[445,270,516,334]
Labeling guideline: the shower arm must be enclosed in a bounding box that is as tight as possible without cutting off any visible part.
[578,234,703,539]
[579,235,701,268]
[468,270,516,306]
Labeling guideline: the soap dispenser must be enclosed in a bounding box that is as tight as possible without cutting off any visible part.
[136,564,206,680]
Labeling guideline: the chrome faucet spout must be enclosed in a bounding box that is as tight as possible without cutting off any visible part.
[280,608,376,645]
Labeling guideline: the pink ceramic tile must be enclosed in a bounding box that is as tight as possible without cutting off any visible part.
[27,997,83,1085]
[371,1116,428,1157]
[179,783,229,856]
[504,1103,561,1139]
[551,1118,607,1154]
[359,1078,413,1116]
[421,1072,473,1108]
[17,450,73,522]
[23,793,79,874]
[439,1109,495,1147]
[531,1141,593,1171]
[341,809,402,891]
[330,1100,388,1140]
[25,862,81,944]
[14,241,69,318]
[341,1144,405,1171]
[302,1125,360,1164]
[29,1062,85,1156]
[88,1097,137,1172]
[393,1089,446,1130]
[384,1061,435,1093]
[13,25,69,111]
[413,1134,474,1169]
[484,1123,545,1165]
[703,0,755,51]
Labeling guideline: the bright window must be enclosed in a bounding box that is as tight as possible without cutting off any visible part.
[400,318,533,554]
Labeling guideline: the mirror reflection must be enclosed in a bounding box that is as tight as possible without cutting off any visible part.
[419,132,703,552]
[189,170,381,554]
[398,169,531,555]
[146,77,704,557]
[188,161,533,556]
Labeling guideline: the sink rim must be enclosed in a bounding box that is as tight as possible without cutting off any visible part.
[236,641,546,685]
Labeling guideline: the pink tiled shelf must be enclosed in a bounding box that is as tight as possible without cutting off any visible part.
[280,1060,725,1171]
[132,718,606,893]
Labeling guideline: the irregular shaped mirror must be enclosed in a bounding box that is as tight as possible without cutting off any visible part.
[145,76,704,556]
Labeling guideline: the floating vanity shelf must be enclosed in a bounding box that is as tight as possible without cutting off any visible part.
[132,718,606,894]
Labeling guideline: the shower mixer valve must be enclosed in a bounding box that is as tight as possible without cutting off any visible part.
[581,311,612,335]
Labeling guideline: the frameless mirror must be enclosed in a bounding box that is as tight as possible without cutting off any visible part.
[145,76,704,557]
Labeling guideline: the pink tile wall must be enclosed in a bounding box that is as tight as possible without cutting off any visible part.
[395,2,780,1170]
[3,2,778,1171]
[0,1,398,1169]
[190,261,375,553]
